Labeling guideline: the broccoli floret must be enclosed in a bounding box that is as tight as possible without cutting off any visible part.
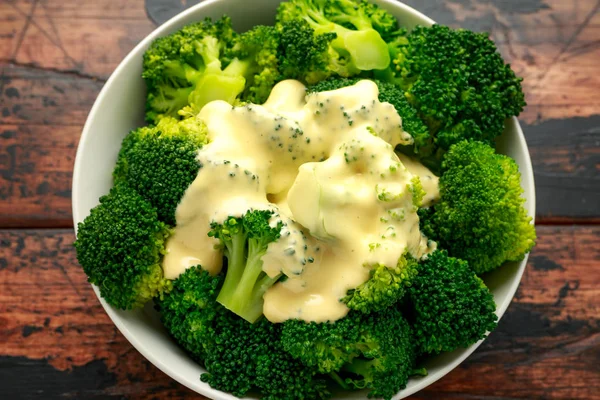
[376,25,526,169]
[343,253,419,313]
[142,17,238,123]
[113,116,207,225]
[348,0,398,41]
[224,25,281,104]
[143,18,282,121]
[156,266,222,362]
[277,0,391,77]
[74,183,172,309]
[282,307,417,400]
[278,19,338,84]
[201,306,330,399]
[407,250,498,354]
[420,141,536,274]
[208,209,284,323]
[308,77,429,149]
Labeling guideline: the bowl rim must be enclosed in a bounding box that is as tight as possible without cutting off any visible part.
[72,1,536,399]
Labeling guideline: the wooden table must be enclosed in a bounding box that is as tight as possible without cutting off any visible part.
[1,0,598,398]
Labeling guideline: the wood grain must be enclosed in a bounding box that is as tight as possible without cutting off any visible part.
[0,226,598,399]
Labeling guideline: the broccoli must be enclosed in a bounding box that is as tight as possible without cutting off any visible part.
[74,183,172,309]
[282,307,417,400]
[208,209,284,323]
[278,19,338,84]
[419,141,536,274]
[407,250,498,354]
[143,18,281,122]
[156,266,222,362]
[142,16,238,122]
[224,25,281,104]
[113,116,207,225]
[308,77,429,148]
[202,308,331,399]
[343,253,419,313]
[375,25,526,170]
[276,0,392,78]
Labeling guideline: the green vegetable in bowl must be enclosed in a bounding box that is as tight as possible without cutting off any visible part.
[419,141,536,274]
[208,210,284,323]
[282,307,417,399]
[74,1,535,399]
[74,183,172,309]
[376,24,527,172]
[113,116,208,225]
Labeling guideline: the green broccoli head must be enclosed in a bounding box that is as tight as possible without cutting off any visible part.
[282,307,417,400]
[420,141,536,274]
[225,25,281,103]
[343,253,419,313]
[156,266,222,362]
[74,183,172,310]
[208,209,283,323]
[113,116,208,226]
[278,19,338,84]
[308,77,429,148]
[142,16,238,123]
[375,25,526,169]
[201,306,330,400]
[408,250,498,354]
[277,0,392,78]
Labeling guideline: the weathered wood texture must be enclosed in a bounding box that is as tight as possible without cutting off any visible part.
[0,226,598,399]
[0,0,599,226]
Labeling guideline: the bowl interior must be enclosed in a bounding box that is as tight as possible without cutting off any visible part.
[72,1,536,399]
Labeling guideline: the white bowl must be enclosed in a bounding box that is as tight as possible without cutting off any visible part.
[72,1,536,398]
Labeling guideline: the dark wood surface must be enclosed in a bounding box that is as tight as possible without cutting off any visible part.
[0,0,598,399]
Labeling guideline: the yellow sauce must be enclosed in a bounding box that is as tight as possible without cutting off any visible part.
[163,79,438,322]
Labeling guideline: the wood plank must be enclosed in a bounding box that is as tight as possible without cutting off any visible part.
[524,115,600,221]
[0,226,598,399]
[0,123,76,228]
[0,63,103,126]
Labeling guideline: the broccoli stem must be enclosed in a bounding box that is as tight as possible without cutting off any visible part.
[216,230,247,306]
[217,236,279,323]
[226,241,266,311]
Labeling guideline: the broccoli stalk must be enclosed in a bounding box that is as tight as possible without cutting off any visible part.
[208,210,283,323]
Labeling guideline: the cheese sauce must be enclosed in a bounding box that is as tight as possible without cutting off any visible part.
[163,80,438,322]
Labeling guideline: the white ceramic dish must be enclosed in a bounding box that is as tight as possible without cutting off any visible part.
[72,1,536,398]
